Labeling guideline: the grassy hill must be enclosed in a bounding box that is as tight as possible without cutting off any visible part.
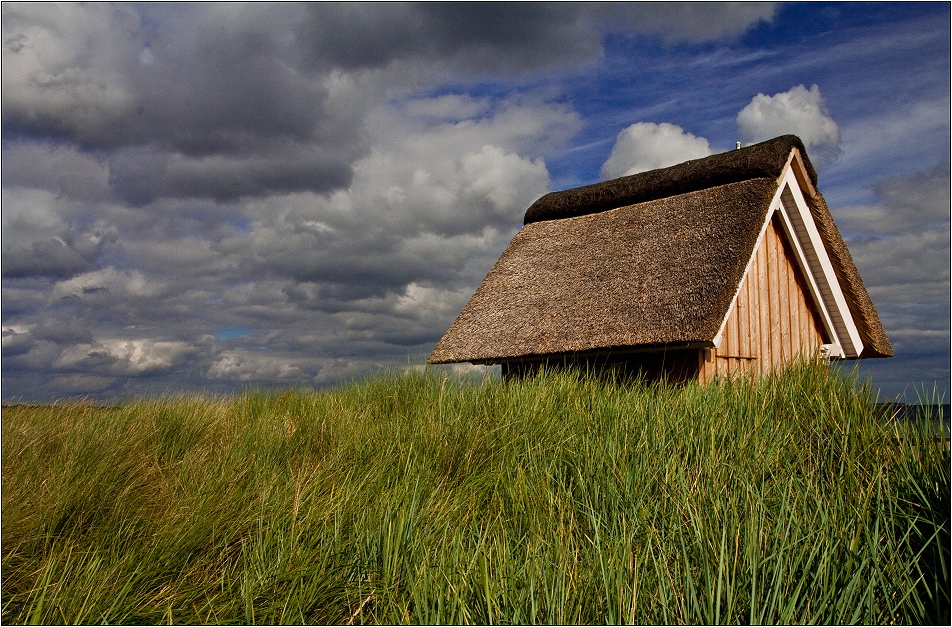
[2,363,948,624]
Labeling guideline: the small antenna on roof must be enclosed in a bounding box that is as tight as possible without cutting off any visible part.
[735,141,742,150]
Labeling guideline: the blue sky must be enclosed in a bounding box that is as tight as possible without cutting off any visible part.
[2,2,949,402]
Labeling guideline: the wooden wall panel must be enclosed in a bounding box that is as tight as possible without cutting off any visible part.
[768,226,782,370]
[757,240,770,373]
[699,214,830,383]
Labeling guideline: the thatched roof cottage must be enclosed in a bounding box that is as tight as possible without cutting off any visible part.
[429,135,892,382]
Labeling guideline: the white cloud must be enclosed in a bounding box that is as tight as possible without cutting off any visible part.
[406,361,498,380]
[103,339,193,374]
[447,362,497,379]
[736,84,840,154]
[600,122,713,179]
[461,145,549,215]
[207,352,305,382]
[394,282,462,319]
[56,338,193,375]
[403,94,492,121]
[52,267,164,300]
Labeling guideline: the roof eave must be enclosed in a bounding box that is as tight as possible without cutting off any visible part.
[431,341,717,366]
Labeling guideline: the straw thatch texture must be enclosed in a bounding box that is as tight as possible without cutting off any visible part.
[429,178,776,364]
[524,135,815,224]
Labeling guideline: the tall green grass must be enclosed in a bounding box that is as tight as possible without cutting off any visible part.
[2,363,948,624]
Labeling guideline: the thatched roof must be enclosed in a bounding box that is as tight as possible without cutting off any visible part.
[429,135,892,365]
[524,135,816,224]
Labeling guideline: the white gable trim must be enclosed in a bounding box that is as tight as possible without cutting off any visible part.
[712,159,864,359]
[775,167,864,357]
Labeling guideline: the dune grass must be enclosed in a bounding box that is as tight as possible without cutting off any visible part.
[2,363,948,624]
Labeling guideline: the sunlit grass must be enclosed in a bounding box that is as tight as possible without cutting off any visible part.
[2,362,948,624]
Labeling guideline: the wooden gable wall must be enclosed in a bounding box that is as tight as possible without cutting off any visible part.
[699,214,830,383]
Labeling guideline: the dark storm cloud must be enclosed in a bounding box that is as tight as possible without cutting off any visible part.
[291,3,780,76]
[2,3,777,204]
[2,237,92,279]
[3,2,779,142]
[2,3,364,203]
[105,143,355,205]
[3,4,334,150]
[1,142,113,202]
[293,3,602,73]
[1,184,120,279]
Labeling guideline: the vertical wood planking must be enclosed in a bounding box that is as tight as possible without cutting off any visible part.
[794,269,805,358]
[747,240,756,370]
[737,277,747,375]
[730,283,740,357]
[787,244,800,359]
[704,208,833,383]
[777,220,792,366]
[787,231,797,360]
[749,249,761,375]
[770,223,780,366]
[746,269,757,376]
[757,231,770,375]
[739,269,750,359]
[768,220,782,370]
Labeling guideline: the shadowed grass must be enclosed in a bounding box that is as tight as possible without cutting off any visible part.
[2,363,948,624]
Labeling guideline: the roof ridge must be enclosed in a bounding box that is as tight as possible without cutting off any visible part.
[524,134,815,224]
